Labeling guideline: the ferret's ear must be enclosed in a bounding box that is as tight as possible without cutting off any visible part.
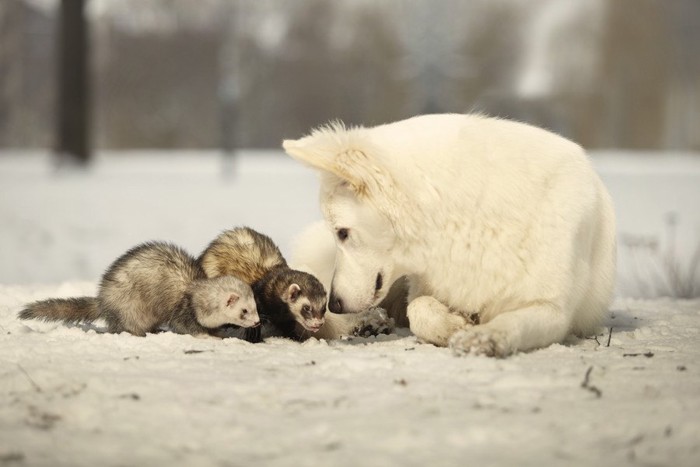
[284,283,301,303]
[226,293,239,307]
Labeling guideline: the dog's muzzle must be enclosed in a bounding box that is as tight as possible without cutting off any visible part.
[329,292,344,314]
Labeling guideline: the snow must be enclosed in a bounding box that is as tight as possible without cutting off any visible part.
[1,290,699,466]
[1,151,699,466]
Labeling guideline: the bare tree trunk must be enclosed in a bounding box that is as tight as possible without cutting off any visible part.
[219,1,237,178]
[599,0,669,149]
[57,0,90,166]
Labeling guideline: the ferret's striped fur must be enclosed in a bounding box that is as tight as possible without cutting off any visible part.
[198,227,327,341]
[199,228,286,284]
[20,242,260,337]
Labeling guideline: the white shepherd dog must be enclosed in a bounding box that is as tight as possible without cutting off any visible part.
[284,114,616,357]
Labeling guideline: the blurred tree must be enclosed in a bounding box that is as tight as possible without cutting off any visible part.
[665,0,700,150]
[0,1,18,147]
[598,0,671,149]
[57,0,91,164]
[96,26,221,148]
[2,0,699,152]
[0,0,54,148]
[399,0,473,115]
[228,0,408,146]
[456,1,522,111]
[93,0,224,148]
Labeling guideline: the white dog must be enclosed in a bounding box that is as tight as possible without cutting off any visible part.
[284,114,616,356]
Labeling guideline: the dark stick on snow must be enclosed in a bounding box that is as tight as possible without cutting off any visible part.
[17,364,42,393]
[581,366,602,398]
[606,327,613,347]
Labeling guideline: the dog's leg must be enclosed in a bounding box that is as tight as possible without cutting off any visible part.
[407,296,472,347]
[449,303,570,357]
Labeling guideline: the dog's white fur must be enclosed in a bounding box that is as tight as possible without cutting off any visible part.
[284,114,616,356]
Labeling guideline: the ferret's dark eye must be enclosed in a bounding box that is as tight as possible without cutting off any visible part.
[302,305,311,313]
[241,309,248,316]
[337,228,349,241]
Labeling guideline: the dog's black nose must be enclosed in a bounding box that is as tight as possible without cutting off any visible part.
[329,293,344,314]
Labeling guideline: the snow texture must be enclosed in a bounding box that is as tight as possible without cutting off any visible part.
[1,289,699,466]
[0,151,699,466]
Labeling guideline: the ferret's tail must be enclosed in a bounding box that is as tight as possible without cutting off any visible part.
[18,297,101,324]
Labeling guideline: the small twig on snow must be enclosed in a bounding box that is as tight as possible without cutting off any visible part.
[606,327,613,347]
[17,364,42,393]
[581,366,602,398]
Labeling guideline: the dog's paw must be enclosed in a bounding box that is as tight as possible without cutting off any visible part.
[407,296,471,347]
[352,307,395,337]
[448,328,511,358]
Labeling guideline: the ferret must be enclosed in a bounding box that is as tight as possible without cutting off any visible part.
[19,241,260,337]
[198,227,327,342]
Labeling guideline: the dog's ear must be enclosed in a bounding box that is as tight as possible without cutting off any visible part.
[283,143,367,194]
[283,122,383,195]
[282,137,348,180]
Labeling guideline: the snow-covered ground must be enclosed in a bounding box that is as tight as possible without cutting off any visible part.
[1,289,699,466]
[0,151,699,466]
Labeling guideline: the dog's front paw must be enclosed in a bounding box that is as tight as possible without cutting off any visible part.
[352,307,395,337]
[449,328,511,358]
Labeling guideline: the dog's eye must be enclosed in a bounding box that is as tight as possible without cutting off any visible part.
[337,228,349,241]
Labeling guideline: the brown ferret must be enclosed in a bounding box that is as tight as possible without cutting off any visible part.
[198,227,327,342]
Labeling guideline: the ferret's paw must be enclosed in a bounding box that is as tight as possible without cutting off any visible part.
[353,307,395,337]
[448,327,510,358]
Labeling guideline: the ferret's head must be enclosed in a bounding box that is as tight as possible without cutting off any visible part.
[281,270,327,332]
[192,276,260,329]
